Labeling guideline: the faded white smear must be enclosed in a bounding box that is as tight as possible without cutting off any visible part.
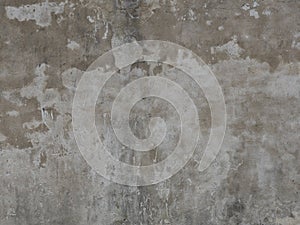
[5,2,65,27]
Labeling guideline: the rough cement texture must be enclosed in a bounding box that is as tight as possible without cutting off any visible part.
[0,0,299,224]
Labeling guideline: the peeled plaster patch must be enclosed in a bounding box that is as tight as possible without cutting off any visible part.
[5,2,65,27]
[87,16,95,23]
[291,32,300,50]
[67,39,80,50]
[187,9,197,21]
[249,9,259,19]
[61,68,83,91]
[215,36,244,58]
[253,1,259,8]
[218,25,224,31]
[242,3,250,11]
[20,63,49,111]
[6,110,19,117]
[262,9,271,16]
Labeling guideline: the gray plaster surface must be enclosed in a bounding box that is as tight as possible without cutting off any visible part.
[0,0,299,224]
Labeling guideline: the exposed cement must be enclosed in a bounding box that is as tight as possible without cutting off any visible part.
[0,0,299,224]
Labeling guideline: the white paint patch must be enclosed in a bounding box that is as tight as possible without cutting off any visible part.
[5,2,65,27]
[6,110,19,117]
[294,32,300,38]
[0,132,7,142]
[67,39,80,50]
[41,108,54,129]
[102,23,109,40]
[215,36,244,58]
[253,1,259,8]
[262,9,271,16]
[87,16,95,23]
[218,26,224,31]
[187,9,197,21]
[56,15,65,24]
[69,3,75,9]
[291,32,300,50]
[206,20,212,26]
[249,9,259,19]
[291,40,300,50]
[170,0,177,14]
[241,3,250,11]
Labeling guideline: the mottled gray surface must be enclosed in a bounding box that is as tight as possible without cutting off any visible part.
[0,0,299,224]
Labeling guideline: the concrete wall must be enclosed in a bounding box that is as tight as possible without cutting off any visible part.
[0,0,299,224]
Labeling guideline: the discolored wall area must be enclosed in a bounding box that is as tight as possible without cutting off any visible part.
[0,0,299,225]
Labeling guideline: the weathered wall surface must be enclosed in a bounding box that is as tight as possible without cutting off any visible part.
[0,0,299,224]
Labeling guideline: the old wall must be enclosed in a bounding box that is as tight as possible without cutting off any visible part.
[0,0,299,224]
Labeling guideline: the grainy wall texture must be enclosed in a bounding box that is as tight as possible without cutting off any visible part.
[0,0,299,224]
